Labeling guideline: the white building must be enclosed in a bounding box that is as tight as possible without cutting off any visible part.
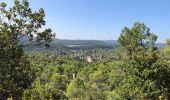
[86,56,92,63]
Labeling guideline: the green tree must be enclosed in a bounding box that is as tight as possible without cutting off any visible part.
[66,62,115,100]
[164,38,170,59]
[118,22,157,54]
[0,0,54,98]
[30,72,69,100]
[115,22,170,99]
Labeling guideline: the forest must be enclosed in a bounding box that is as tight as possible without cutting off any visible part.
[1,0,170,100]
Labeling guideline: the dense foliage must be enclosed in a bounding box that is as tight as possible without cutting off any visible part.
[165,39,170,59]
[21,23,170,100]
[0,0,54,99]
[1,0,170,100]
[117,23,170,99]
[21,52,121,99]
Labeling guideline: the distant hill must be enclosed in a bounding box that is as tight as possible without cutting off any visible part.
[25,39,118,51]
[50,39,165,48]
[25,39,166,51]
[156,43,166,49]
[51,39,118,47]
[50,39,119,50]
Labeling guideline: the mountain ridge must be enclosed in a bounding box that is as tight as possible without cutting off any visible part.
[25,39,165,51]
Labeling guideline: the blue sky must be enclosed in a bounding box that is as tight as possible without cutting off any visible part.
[2,0,170,43]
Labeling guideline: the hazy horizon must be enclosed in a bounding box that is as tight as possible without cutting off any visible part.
[2,0,170,43]
[54,38,167,44]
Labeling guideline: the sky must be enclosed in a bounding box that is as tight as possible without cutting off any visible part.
[1,0,170,43]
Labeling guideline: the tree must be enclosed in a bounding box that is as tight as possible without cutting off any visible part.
[0,0,55,47]
[164,38,170,59]
[115,22,170,99]
[29,72,69,99]
[0,41,34,99]
[66,62,114,100]
[0,0,54,99]
[118,22,157,54]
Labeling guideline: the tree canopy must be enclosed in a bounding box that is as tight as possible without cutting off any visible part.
[116,22,170,99]
[0,0,55,47]
[1,1,170,100]
[118,22,157,54]
[0,0,54,99]
[165,38,170,58]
